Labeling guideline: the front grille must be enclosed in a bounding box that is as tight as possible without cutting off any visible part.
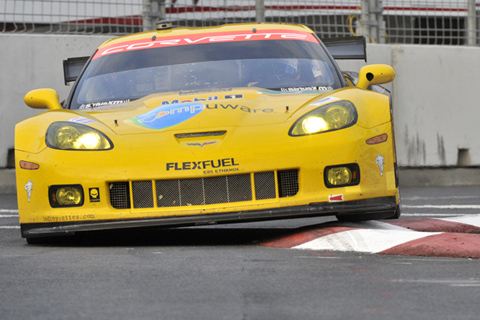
[132,181,154,208]
[109,182,130,209]
[254,171,276,200]
[109,169,298,210]
[278,169,299,197]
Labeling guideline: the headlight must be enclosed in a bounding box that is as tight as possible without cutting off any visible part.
[324,164,360,188]
[49,185,84,207]
[289,100,357,136]
[46,121,113,150]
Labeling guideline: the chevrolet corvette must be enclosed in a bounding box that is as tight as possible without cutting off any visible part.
[16,22,399,243]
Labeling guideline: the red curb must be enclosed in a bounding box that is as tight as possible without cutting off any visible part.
[260,226,356,248]
[380,232,480,258]
[384,218,480,234]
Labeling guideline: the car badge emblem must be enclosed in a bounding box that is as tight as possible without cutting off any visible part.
[89,188,100,202]
[375,153,385,176]
[24,179,33,202]
[186,141,217,147]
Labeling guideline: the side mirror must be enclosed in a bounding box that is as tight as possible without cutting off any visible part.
[356,64,395,90]
[24,88,62,110]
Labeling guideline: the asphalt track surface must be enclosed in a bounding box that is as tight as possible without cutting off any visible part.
[1,186,480,320]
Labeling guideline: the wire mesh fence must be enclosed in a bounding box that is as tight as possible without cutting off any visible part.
[1,0,479,45]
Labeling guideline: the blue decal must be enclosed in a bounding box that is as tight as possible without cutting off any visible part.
[134,102,205,129]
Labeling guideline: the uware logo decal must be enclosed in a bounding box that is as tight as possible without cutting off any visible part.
[134,102,205,129]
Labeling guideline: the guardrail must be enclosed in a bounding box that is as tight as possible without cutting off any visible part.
[2,0,479,45]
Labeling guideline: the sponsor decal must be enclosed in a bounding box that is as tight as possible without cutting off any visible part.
[205,104,274,113]
[375,152,385,176]
[329,194,344,202]
[66,116,97,124]
[89,188,100,203]
[224,94,244,99]
[179,88,232,95]
[257,89,328,96]
[24,179,33,202]
[280,86,333,92]
[79,100,130,109]
[42,214,96,222]
[162,96,219,105]
[166,158,239,171]
[94,30,316,59]
[185,141,218,147]
[133,102,205,129]
[161,94,243,106]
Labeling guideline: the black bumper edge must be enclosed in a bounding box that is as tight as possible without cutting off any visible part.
[21,196,397,238]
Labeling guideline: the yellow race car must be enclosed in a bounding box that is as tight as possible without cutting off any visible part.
[16,22,399,243]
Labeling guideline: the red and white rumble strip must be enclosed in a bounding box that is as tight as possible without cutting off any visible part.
[261,216,480,258]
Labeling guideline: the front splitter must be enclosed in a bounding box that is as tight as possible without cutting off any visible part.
[21,196,398,238]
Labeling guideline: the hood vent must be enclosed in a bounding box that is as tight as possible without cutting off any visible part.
[175,131,226,139]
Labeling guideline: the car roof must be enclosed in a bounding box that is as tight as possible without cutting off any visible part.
[97,23,316,49]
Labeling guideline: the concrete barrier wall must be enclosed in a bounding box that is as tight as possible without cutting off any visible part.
[0,34,110,168]
[337,44,480,167]
[1,34,479,168]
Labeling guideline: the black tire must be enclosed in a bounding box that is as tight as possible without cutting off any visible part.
[385,204,401,220]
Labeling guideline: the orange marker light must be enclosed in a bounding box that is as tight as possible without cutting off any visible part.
[366,133,388,145]
[19,161,40,170]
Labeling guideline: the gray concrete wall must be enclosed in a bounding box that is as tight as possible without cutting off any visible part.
[0,34,110,168]
[1,34,480,168]
[337,44,480,167]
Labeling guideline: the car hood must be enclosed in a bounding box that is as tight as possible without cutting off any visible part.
[77,88,331,135]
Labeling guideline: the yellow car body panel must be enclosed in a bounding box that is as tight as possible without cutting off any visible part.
[16,23,399,240]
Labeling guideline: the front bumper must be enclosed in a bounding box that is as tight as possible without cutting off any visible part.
[21,196,397,238]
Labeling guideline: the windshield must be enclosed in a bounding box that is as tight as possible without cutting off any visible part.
[69,38,342,109]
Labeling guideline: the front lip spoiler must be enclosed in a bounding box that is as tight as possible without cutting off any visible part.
[21,196,397,238]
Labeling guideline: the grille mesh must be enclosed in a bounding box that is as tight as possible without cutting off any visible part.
[156,174,252,207]
[278,169,299,197]
[132,181,154,208]
[109,170,298,209]
[254,171,276,200]
[109,182,130,209]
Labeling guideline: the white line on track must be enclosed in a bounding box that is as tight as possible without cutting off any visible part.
[0,209,18,214]
[391,279,480,287]
[0,215,18,218]
[0,226,20,229]
[402,205,480,209]
[403,196,479,201]
[402,213,467,217]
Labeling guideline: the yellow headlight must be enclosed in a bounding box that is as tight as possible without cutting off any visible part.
[77,132,101,149]
[56,187,83,206]
[56,126,80,149]
[290,100,357,136]
[302,117,328,134]
[46,122,113,150]
[324,105,351,129]
[324,164,360,188]
[327,167,353,186]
